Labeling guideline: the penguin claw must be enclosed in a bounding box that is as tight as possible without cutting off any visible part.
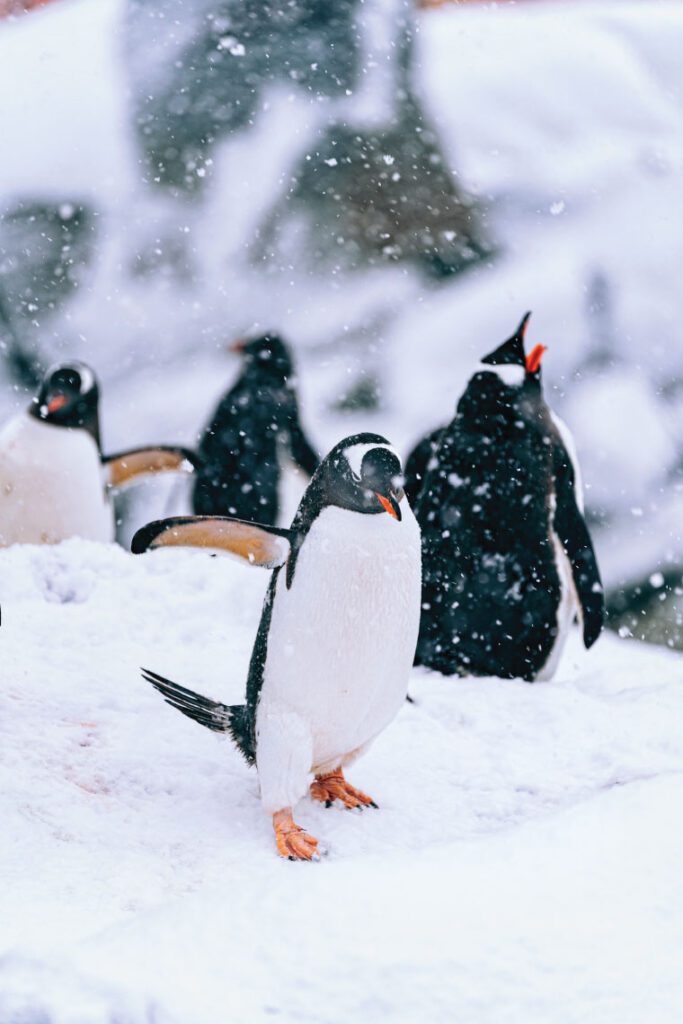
[273,809,320,862]
[310,769,378,811]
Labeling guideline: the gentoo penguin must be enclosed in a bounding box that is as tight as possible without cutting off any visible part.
[133,433,421,860]
[0,361,199,547]
[411,313,604,681]
[192,333,319,526]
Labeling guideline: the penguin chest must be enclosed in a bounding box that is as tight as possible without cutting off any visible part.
[258,504,422,771]
[536,528,578,681]
[0,415,113,546]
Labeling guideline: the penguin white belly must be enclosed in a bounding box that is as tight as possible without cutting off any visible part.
[537,532,577,682]
[255,503,421,811]
[0,414,113,546]
[537,420,586,681]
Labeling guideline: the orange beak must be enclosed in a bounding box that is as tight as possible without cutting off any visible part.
[47,394,69,413]
[376,492,402,521]
[229,338,246,354]
[525,344,547,374]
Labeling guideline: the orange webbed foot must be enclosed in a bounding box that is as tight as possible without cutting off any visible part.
[310,769,378,810]
[273,809,320,862]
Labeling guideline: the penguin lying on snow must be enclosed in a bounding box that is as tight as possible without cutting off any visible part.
[133,433,421,861]
[193,333,319,526]
[0,361,199,547]
[408,313,604,681]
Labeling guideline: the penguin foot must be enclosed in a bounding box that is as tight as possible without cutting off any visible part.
[273,809,320,862]
[310,769,378,811]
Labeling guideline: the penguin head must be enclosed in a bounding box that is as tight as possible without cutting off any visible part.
[318,433,405,521]
[458,313,548,425]
[231,333,293,382]
[30,361,101,448]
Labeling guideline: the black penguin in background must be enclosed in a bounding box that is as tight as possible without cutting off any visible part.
[133,433,421,861]
[192,333,319,525]
[411,313,604,681]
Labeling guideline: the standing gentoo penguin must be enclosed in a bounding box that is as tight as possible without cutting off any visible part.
[0,361,199,547]
[411,313,604,681]
[192,333,319,525]
[133,433,421,860]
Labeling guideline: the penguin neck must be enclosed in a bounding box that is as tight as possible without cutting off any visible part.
[286,477,378,589]
[457,381,547,437]
[241,362,290,392]
[28,400,102,453]
[285,477,325,586]
[82,407,102,452]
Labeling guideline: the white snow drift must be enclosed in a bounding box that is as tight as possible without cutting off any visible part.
[1,539,683,1022]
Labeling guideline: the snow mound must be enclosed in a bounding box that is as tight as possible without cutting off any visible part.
[2,540,683,1021]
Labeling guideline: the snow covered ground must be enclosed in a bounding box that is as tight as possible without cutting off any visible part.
[2,539,683,1022]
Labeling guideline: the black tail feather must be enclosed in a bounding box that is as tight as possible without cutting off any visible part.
[142,668,255,762]
[142,667,233,733]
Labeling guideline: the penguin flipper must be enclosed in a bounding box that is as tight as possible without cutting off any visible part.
[132,515,292,568]
[104,446,201,487]
[284,391,319,476]
[553,448,605,649]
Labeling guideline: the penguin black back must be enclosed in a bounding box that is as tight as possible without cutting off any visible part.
[414,314,603,681]
[192,333,319,525]
[404,313,534,507]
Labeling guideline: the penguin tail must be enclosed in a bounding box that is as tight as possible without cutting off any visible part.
[141,668,254,762]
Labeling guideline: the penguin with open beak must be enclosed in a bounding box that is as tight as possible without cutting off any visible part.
[0,361,199,547]
[133,433,421,860]
[408,313,604,681]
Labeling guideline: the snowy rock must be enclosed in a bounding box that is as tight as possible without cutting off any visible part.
[562,368,678,515]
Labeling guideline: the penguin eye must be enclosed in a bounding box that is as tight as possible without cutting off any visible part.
[53,370,80,392]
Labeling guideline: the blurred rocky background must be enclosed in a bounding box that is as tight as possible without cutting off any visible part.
[0,0,681,650]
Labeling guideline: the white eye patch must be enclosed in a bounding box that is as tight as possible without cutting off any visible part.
[474,363,526,388]
[72,363,94,393]
[344,443,400,479]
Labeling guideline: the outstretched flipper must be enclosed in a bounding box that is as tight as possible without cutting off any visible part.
[131,515,292,567]
[142,668,254,759]
[104,446,201,488]
[552,442,604,649]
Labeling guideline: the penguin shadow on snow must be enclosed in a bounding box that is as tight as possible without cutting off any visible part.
[0,361,201,548]
[405,312,605,684]
[132,434,422,861]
